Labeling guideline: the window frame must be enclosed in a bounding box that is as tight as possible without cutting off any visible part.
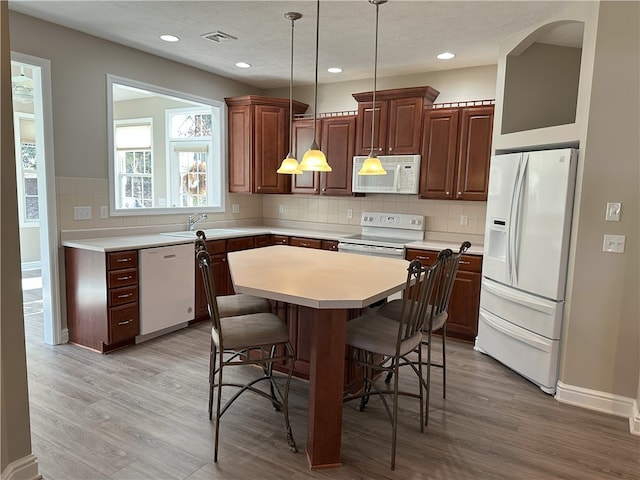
[107,74,226,216]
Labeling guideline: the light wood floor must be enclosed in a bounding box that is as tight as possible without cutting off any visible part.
[23,284,639,479]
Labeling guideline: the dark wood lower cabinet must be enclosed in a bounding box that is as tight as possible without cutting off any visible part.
[406,248,482,342]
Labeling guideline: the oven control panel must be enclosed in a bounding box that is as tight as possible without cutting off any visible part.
[360,212,424,231]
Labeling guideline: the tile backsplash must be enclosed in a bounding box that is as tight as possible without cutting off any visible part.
[56,177,486,244]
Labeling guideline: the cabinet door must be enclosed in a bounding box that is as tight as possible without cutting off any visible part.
[446,270,481,341]
[195,240,229,320]
[291,119,320,194]
[387,96,423,154]
[320,115,356,196]
[419,108,459,200]
[253,105,291,194]
[455,106,494,201]
[228,105,252,193]
[355,100,388,156]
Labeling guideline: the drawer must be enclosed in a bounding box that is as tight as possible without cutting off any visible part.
[406,249,482,273]
[108,268,138,288]
[109,285,139,306]
[108,250,138,270]
[206,239,227,255]
[109,303,139,344]
[271,235,289,245]
[322,240,339,251]
[290,237,322,249]
[254,235,270,248]
[227,236,255,252]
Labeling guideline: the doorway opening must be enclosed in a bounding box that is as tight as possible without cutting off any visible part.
[12,53,63,346]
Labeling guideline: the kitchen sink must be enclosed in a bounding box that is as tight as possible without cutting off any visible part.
[160,228,244,238]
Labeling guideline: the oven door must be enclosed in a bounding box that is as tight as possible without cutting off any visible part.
[337,242,405,258]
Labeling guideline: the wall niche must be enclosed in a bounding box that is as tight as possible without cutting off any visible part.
[501,21,584,135]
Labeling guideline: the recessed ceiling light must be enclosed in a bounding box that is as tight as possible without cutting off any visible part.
[328,67,343,74]
[437,52,456,60]
[160,34,180,42]
[235,62,252,69]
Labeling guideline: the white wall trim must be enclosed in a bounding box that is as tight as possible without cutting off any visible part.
[556,381,636,432]
[0,454,42,480]
[630,399,640,436]
[20,261,41,272]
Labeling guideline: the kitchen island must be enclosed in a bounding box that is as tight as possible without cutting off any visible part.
[227,245,409,470]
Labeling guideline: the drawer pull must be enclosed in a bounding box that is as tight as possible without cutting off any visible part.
[118,319,133,326]
[116,258,132,263]
[459,260,471,265]
[416,256,431,261]
[164,254,176,259]
[117,275,133,281]
[117,293,133,299]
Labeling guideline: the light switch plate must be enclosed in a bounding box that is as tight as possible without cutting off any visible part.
[100,206,109,219]
[603,234,625,253]
[606,202,621,221]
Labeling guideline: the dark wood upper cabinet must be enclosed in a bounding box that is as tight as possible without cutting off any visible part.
[420,104,494,201]
[291,115,357,196]
[353,86,439,156]
[225,95,308,194]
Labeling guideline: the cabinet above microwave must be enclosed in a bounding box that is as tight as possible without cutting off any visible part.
[352,155,421,194]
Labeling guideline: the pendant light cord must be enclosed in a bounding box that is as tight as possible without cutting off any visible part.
[289,15,295,155]
[312,0,320,143]
[370,2,380,157]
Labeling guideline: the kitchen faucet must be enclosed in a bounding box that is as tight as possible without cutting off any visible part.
[188,213,208,231]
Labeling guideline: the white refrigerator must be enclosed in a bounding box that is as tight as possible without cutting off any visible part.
[475,148,578,394]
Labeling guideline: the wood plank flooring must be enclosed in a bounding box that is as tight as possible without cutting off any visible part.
[23,283,639,479]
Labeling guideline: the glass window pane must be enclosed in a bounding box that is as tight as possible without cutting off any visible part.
[24,176,38,195]
[25,197,39,220]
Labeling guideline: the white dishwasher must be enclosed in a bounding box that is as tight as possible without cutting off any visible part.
[138,243,194,341]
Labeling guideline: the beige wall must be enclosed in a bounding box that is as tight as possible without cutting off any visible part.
[560,1,639,399]
[18,225,40,264]
[1,0,34,473]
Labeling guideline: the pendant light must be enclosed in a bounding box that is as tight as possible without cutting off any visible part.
[298,0,332,172]
[358,0,387,175]
[277,12,304,175]
[11,66,34,105]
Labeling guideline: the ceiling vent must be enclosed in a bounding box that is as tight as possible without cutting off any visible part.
[201,31,237,42]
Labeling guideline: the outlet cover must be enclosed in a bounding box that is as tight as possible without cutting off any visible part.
[278,204,284,214]
[73,206,92,220]
[347,208,353,219]
[460,215,468,226]
[232,203,240,213]
[100,206,109,219]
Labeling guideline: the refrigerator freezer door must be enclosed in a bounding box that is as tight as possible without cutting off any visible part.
[512,149,577,301]
[482,152,522,286]
[476,308,560,394]
[480,277,563,339]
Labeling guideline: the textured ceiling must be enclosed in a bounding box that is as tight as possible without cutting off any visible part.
[9,0,579,89]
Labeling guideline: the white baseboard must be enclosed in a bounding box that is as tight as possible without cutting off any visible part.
[555,381,637,434]
[631,399,640,436]
[60,327,69,344]
[0,454,41,480]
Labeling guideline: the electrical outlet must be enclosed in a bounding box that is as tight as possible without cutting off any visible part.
[603,234,625,253]
[100,206,109,219]
[73,206,92,220]
[278,204,284,214]
[347,208,353,219]
[460,215,468,226]
[232,203,240,214]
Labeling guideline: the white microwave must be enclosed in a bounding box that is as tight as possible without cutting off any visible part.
[352,155,421,194]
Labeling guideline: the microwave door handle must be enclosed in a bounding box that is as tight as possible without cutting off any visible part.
[394,164,401,191]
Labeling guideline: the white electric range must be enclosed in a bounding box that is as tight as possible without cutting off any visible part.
[337,212,425,259]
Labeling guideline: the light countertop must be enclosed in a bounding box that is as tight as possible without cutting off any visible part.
[62,225,483,255]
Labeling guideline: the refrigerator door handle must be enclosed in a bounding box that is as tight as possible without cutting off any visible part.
[510,154,528,286]
[507,159,521,284]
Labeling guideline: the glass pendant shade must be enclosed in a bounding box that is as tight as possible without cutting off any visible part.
[277,152,303,174]
[299,140,332,172]
[358,153,387,175]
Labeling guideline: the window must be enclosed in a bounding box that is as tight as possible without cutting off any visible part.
[107,75,225,215]
[114,119,153,208]
[14,113,39,224]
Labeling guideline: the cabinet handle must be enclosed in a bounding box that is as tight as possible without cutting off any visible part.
[118,319,132,326]
[117,275,133,281]
[116,257,132,263]
[458,192,462,195]
[300,243,310,247]
[459,260,471,265]
[415,255,431,261]
[117,293,133,299]
[446,191,450,195]
[322,188,326,192]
